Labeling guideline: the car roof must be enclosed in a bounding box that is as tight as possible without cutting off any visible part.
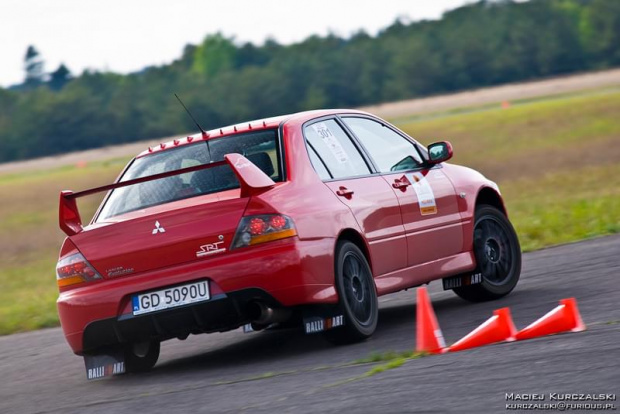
[136,109,369,158]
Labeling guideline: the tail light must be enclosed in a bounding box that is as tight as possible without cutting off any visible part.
[56,253,102,288]
[231,214,297,249]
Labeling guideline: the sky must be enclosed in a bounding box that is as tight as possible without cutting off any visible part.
[1,0,472,87]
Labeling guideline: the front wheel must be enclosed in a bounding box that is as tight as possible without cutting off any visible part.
[454,205,522,302]
[324,241,378,345]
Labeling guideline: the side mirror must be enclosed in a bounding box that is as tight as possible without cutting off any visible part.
[427,141,453,165]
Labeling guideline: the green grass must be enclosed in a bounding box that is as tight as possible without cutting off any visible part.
[325,351,426,388]
[0,89,619,335]
[352,350,418,364]
[0,255,60,332]
[213,350,425,388]
[400,89,620,251]
[398,90,620,172]
[502,164,620,251]
[0,160,127,334]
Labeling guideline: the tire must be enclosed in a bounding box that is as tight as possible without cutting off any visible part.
[324,241,378,345]
[454,205,522,302]
[124,340,160,373]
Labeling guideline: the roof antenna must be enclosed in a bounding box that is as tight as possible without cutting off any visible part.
[175,93,207,139]
[174,93,212,160]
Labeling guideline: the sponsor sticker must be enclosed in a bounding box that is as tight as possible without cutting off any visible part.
[442,272,483,290]
[408,172,437,215]
[303,315,344,334]
[242,323,276,333]
[84,351,126,380]
[311,122,349,164]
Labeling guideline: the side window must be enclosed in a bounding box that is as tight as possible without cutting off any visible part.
[304,119,371,179]
[343,117,424,173]
[307,145,332,180]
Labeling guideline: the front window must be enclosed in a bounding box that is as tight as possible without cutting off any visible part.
[342,117,424,173]
[97,129,282,221]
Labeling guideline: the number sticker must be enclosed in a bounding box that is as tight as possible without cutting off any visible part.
[408,172,437,215]
[311,122,349,164]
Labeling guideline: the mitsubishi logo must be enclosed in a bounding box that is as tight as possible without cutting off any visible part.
[152,221,165,235]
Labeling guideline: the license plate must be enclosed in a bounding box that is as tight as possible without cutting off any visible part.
[132,281,210,316]
[442,272,483,290]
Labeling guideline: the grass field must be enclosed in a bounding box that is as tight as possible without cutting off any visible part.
[0,89,619,335]
[397,89,620,250]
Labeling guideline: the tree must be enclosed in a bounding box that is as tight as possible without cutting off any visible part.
[192,34,239,77]
[582,0,620,66]
[48,64,72,91]
[24,45,45,87]
[2,0,620,162]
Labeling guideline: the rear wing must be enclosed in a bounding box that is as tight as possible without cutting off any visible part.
[59,153,275,237]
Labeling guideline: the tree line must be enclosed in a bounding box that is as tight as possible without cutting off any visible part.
[1,0,619,162]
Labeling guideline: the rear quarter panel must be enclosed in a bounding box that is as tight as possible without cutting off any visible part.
[241,120,363,289]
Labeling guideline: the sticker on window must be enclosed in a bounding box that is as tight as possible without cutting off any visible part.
[311,122,349,164]
[408,172,437,215]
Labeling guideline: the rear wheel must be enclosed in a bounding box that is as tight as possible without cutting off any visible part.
[324,241,378,345]
[124,340,160,373]
[454,205,521,302]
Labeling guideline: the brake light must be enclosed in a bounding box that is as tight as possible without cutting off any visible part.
[56,253,102,288]
[231,214,297,249]
[249,217,268,236]
[269,215,286,230]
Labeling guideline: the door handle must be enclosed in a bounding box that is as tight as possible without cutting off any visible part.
[392,178,411,190]
[336,186,354,198]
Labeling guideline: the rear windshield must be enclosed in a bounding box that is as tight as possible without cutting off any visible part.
[96,129,282,221]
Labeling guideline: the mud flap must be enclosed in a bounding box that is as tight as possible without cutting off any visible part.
[302,307,344,334]
[83,350,125,380]
[442,271,483,290]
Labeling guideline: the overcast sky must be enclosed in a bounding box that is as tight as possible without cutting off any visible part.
[1,0,471,87]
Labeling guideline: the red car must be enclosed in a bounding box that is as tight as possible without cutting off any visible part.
[57,109,521,379]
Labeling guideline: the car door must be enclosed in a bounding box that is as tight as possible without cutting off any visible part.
[341,116,463,267]
[304,117,407,277]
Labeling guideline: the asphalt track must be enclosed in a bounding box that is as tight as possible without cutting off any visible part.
[1,235,619,413]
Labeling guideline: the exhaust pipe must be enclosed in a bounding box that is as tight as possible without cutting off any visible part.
[250,302,291,326]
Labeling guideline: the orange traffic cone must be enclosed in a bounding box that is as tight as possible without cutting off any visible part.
[449,308,517,352]
[515,298,585,341]
[416,287,446,354]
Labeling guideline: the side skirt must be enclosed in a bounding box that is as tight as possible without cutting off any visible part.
[374,251,476,296]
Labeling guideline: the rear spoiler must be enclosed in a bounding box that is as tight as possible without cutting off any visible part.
[59,153,275,237]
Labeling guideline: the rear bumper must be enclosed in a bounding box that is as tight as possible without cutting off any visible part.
[80,288,276,355]
[58,237,337,354]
